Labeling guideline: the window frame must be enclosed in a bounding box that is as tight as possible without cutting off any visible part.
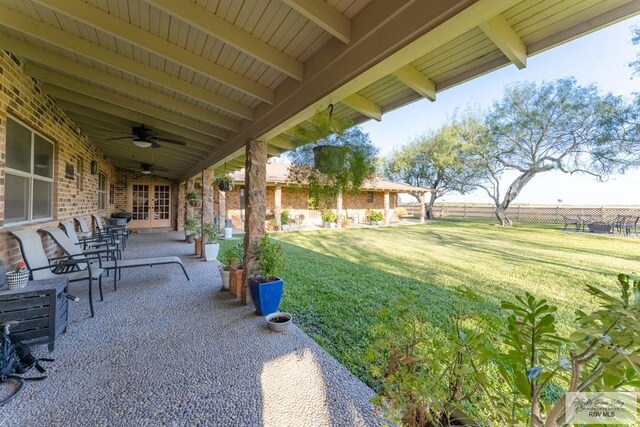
[366,191,374,203]
[4,116,55,226]
[98,172,107,210]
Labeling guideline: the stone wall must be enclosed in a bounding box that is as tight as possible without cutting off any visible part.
[0,50,116,266]
[224,184,399,227]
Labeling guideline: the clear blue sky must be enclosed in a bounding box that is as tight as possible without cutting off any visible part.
[360,14,640,206]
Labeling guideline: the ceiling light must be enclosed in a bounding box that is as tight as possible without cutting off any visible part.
[133,140,152,148]
[140,169,151,175]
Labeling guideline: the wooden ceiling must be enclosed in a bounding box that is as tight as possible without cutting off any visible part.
[0,0,638,181]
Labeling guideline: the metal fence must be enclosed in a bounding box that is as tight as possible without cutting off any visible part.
[404,204,640,224]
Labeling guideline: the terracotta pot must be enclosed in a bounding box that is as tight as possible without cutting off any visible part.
[194,238,202,256]
[229,264,244,298]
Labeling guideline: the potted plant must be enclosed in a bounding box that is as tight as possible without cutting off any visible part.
[321,209,336,228]
[202,222,220,262]
[280,209,290,231]
[6,260,28,290]
[267,218,279,232]
[249,234,285,316]
[218,244,240,290]
[229,242,244,298]
[341,216,349,228]
[184,217,199,243]
[367,210,383,225]
[186,191,199,206]
[213,174,233,192]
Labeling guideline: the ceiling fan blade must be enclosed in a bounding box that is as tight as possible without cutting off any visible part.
[106,136,133,141]
[153,166,170,171]
[151,141,162,149]
[153,137,187,146]
[82,126,130,135]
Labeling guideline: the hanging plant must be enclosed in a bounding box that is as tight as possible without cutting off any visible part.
[213,173,233,192]
[186,191,199,206]
[287,107,378,203]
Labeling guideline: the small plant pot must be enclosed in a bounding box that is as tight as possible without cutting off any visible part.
[203,242,220,262]
[369,220,379,226]
[249,276,284,316]
[194,238,203,256]
[224,227,233,239]
[229,265,244,297]
[265,312,292,332]
[6,271,29,290]
[323,221,331,229]
[219,268,230,290]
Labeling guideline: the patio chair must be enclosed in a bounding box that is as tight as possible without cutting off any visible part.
[561,214,580,231]
[60,221,121,259]
[92,215,128,249]
[10,229,105,318]
[76,217,122,252]
[41,227,190,292]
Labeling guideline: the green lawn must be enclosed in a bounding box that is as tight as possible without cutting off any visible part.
[267,220,640,384]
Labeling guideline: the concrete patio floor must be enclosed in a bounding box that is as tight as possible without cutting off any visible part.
[1,232,382,427]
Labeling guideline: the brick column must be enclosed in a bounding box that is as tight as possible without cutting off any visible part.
[243,139,267,304]
[186,179,195,221]
[201,169,214,235]
[177,181,186,231]
[336,190,343,227]
[419,192,426,224]
[384,191,390,225]
[274,184,282,228]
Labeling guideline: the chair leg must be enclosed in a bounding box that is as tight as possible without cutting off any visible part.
[181,264,190,281]
[88,278,94,318]
[99,276,103,302]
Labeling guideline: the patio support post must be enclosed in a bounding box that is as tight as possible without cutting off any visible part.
[177,181,186,232]
[419,192,426,224]
[243,139,267,304]
[274,184,282,228]
[336,190,343,228]
[186,179,195,221]
[218,189,226,228]
[202,169,214,231]
[384,191,390,225]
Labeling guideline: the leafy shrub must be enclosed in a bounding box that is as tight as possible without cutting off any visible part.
[256,234,284,281]
[367,210,384,222]
[321,209,336,223]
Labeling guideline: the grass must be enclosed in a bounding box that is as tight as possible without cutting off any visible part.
[264,220,640,385]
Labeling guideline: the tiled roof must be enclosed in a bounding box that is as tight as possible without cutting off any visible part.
[231,162,431,193]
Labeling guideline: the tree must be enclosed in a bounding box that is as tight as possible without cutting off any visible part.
[384,120,484,219]
[471,78,627,226]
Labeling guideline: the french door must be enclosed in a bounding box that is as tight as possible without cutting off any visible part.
[129,182,171,228]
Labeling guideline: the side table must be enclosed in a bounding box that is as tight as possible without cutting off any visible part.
[0,277,69,352]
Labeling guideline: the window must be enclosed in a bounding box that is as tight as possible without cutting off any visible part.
[76,158,83,190]
[98,172,106,210]
[5,117,54,224]
[240,186,245,209]
[367,191,374,203]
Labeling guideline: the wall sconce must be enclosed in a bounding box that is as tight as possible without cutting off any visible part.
[90,160,98,175]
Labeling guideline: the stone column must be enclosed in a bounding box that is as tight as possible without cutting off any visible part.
[201,169,214,235]
[177,181,186,231]
[384,191,390,225]
[274,184,282,228]
[336,190,343,228]
[243,139,267,304]
[186,179,195,221]
[419,192,426,224]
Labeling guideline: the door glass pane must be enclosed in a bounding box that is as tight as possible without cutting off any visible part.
[154,185,170,220]
[6,118,31,172]
[33,179,52,219]
[5,174,29,223]
[132,184,149,220]
[33,134,53,178]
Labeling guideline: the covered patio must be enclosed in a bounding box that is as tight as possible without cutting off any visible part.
[2,232,381,426]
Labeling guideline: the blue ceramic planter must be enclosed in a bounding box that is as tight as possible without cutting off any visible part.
[249,277,284,316]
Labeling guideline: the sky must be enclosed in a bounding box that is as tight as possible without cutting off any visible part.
[359,14,640,206]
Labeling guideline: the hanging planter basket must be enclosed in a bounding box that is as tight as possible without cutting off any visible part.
[218,182,232,192]
[313,145,346,174]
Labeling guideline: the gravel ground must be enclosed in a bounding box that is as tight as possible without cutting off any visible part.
[1,232,383,427]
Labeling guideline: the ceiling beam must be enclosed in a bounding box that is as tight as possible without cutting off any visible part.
[0,4,253,119]
[341,93,381,121]
[392,65,436,101]
[281,0,351,43]
[48,91,221,147]
[479,14,526,69]
[28,64,228,141]
[30,0,273,104]
[145,0,303,81]
[94,140,203,165]
[0,36,239,132]
[269,136,296,150]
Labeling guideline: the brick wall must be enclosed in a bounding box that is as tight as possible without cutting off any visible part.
[224,184,398,227]
[0,50,116,267]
